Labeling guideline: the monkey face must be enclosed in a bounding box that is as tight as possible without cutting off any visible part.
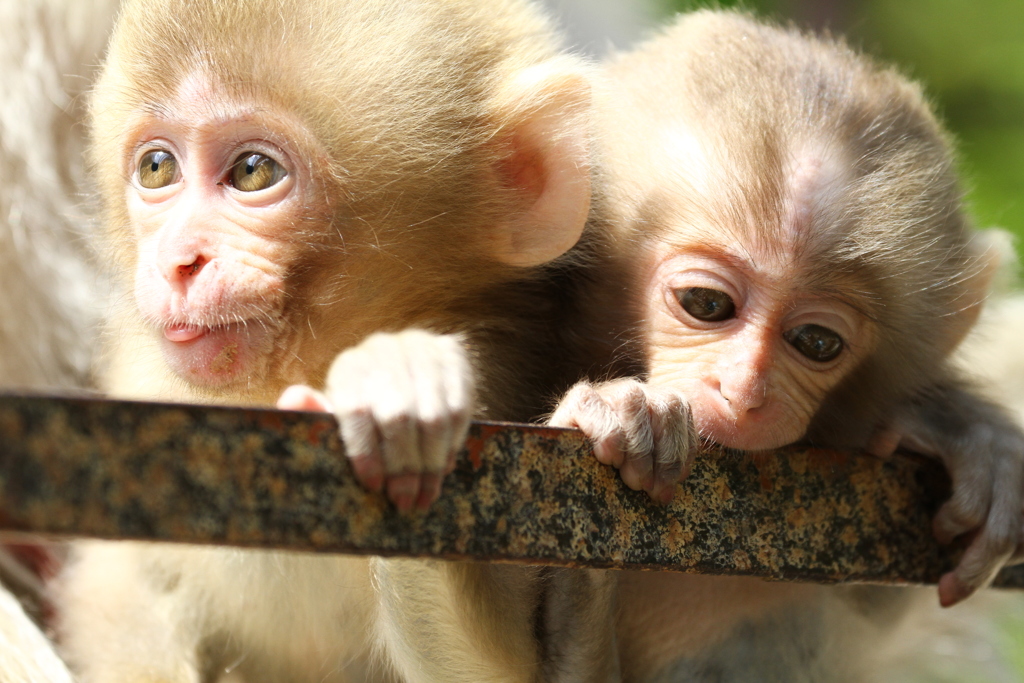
[120,81,317,388]
[642,243,874,451]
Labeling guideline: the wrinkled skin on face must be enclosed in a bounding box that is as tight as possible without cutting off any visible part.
[125,81,308,389]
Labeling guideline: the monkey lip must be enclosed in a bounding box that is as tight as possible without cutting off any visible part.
[163,325,208,343]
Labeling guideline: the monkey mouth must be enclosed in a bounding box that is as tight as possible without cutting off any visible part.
[695,410,800,452]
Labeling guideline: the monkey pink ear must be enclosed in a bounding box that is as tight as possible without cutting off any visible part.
[942,229,1015,353]
[490,60,592,267]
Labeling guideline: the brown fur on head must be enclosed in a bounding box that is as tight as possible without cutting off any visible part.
[90,0,592,411]
[595,10,990,449]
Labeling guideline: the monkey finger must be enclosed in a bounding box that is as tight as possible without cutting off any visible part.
[366,352,422,478]
[596,380,656,492]
[620,454,655,492]
[386,473,422,513]
[551,383,628,468]
[276,385,333,413]
[650,459,682,504]
[933,466,994,545]
[938,572,975,608]
[649,392,695,503]
[282,385,392,492]
[940,527,1015,607]
[435,338,474,468]
[942,457,1022,605]
[865,427,902,458]
[411,368,457,475]
[397,334,473,484]
[604,380,656,456]
[337,407,386,493]
[416,473,443,511]
[415,410,455,476]
[548,381,596,429]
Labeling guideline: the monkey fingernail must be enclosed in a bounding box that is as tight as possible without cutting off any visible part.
[387,474,422,512]
[865,428,901,458]
[938,573,974,607]
[416,474,443,510]
[593,439,623,467]
[350,459,385,493]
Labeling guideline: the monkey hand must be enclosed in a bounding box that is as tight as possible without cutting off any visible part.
[277,330,474,512]
[868,387,1024,608]
[549,379,696,503]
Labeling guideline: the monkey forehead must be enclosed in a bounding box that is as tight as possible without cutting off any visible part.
[653,125,852,244]
[102,0,557,138]
[781,144,852,240]
[654,127,714,197]
[642,130,855,258]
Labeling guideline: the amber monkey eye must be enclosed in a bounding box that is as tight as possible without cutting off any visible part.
[677,287,736,322]
[783,324,844,362]
[138,150,180,189]
[230,153,288,192]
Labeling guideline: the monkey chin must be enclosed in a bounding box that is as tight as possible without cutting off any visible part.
[159,322,271,388]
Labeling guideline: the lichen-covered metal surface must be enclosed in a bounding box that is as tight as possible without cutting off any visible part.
[0,393,1020,588]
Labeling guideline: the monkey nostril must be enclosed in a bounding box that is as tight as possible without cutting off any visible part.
[177,256,207,279]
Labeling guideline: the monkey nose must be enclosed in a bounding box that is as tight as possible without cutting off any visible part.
[717,374,768,419]
[176,256,207,279]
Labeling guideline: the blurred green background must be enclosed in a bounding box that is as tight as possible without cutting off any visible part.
[653,0,1024,269]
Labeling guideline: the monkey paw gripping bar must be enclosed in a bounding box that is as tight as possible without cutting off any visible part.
[0,392,1020,588]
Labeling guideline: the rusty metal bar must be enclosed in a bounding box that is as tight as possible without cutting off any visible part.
[0,392,1020,588]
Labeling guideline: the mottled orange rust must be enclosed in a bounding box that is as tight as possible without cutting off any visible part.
[0,393,1021,589]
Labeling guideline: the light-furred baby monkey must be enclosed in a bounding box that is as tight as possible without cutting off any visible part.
[546,10,1024,681]
[54,0,611,681]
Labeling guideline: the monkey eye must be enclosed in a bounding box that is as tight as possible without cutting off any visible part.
[138,150,180,189]
[783,324,844,363]
[230,153,288,192]
[677,287,736,322]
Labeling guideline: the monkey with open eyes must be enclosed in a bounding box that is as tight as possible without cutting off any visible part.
[544,10,1024,681]
[52,0,626,681]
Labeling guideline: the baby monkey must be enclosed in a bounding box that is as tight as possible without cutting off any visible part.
[547,10,1024,680]
[56,0,603,681]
